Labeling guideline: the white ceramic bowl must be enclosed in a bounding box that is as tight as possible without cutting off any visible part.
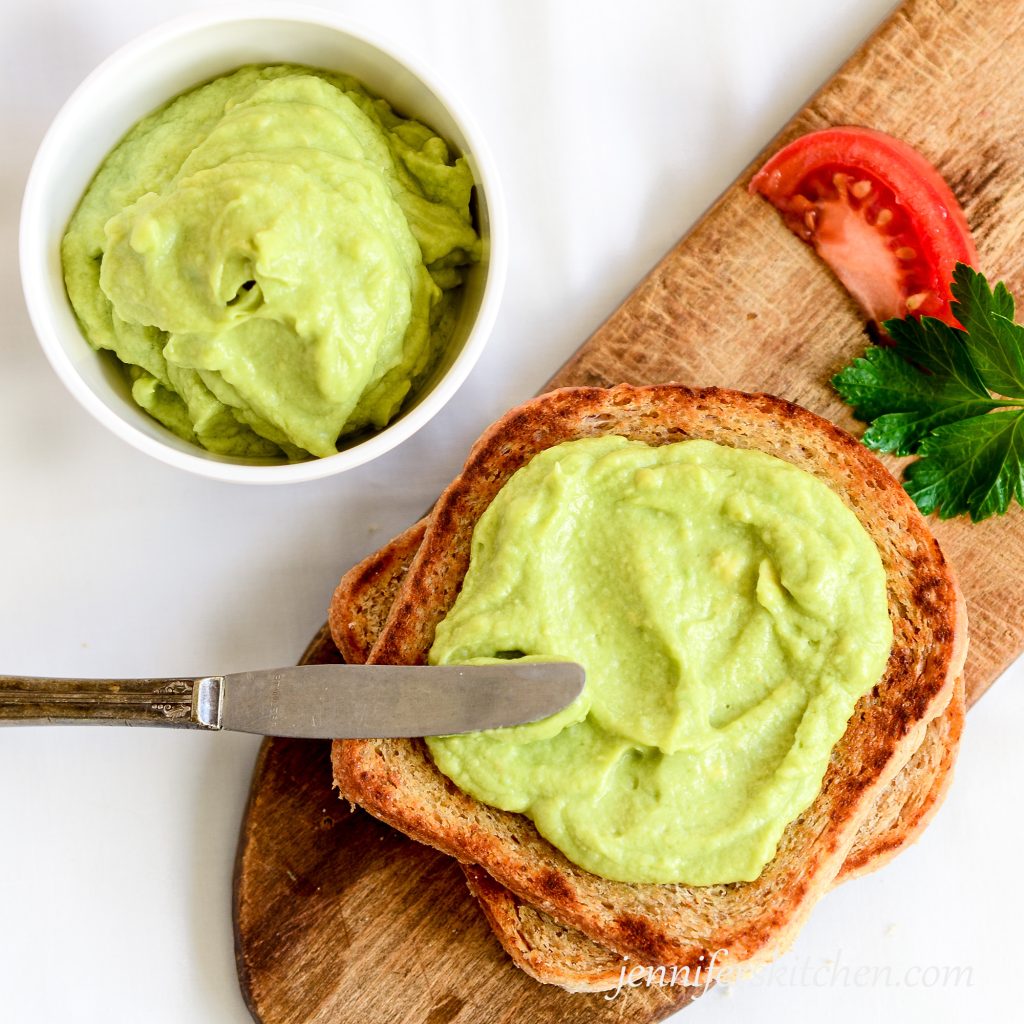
[20,4,506,484]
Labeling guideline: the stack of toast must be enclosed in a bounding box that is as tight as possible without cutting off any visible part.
[330,384,967,990]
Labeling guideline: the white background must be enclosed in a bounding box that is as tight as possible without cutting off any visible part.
[1,1,1020,1021]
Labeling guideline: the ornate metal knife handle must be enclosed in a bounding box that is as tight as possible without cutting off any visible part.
[0,674,223,728]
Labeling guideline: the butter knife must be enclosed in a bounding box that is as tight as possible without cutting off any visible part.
[0,663,585,737]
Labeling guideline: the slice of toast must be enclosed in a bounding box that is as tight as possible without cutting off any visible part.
[330,515,965,992]
[332,384,967,979]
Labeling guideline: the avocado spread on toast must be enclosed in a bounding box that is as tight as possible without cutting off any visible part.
[426,436,893,885]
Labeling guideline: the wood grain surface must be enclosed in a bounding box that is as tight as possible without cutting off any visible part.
[235,1,1024,1020]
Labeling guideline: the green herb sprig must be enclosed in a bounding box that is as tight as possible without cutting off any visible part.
[833,263,1024,521]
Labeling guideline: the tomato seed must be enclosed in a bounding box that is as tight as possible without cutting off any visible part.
[851,180,873,199]
[895,246,917,260]
[905,291,930,311]
[876,209,894,226]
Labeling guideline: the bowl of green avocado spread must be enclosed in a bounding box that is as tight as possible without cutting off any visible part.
[427,436,894,886]
[21,8,505,482]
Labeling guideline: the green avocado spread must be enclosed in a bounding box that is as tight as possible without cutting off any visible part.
[61,65,480,459]
[426,436,893,885]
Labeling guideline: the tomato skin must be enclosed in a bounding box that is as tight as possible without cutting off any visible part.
[750,126,977,330]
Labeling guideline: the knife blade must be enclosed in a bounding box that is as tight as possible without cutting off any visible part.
[0,662,586,737]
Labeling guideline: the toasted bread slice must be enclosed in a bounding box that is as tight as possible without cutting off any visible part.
[837,671,964,881]
[332,385,967,978]
[330,515,965,992]
[328,518,430,667]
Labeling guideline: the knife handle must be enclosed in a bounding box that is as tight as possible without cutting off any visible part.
[0,674,222,728]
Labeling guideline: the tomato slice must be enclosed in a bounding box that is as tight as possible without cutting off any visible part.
[749,126,976,331]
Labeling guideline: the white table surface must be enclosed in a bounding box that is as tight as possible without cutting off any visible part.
[1,1,1020,1021]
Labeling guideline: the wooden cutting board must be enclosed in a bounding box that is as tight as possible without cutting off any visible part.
[234,0,1024,1020]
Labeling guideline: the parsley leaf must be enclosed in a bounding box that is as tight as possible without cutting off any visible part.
[832,264,1024,521]
[834,346,998,455]
[906,411,1024,520]
[951,263,1024,398]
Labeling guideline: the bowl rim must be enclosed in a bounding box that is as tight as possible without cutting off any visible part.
[19,2,507,485]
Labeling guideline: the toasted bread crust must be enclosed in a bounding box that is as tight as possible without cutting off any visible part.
[332,384,968,976]
[329,519,428,664]
[839,671,965,880]
[463,863,629,992]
